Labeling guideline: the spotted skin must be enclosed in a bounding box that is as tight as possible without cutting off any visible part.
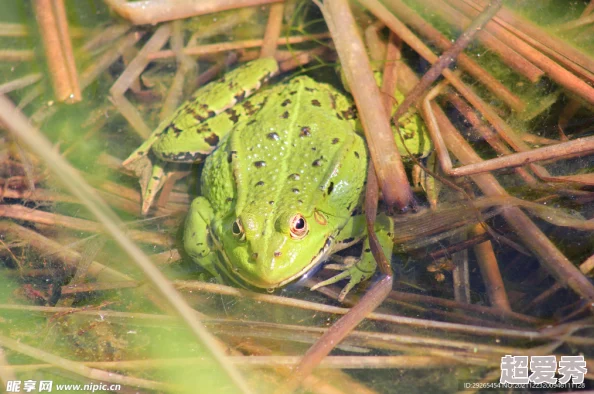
[125,58,431,298]
[184,72,386,295]
[122,58,278,210]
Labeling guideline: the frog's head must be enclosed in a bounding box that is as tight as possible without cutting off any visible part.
[217,208,333,290]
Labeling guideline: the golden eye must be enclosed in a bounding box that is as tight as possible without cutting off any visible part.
[289,214,308,239]
[232,218,245,240]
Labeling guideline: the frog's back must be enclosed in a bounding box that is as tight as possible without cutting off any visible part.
[203,76,367,219]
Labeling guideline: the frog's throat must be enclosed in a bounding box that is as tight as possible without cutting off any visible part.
[211,235,335,290]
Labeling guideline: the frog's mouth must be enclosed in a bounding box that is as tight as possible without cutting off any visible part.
[212,236,334,291]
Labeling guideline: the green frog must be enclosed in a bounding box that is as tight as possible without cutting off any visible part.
[123,58,432,300]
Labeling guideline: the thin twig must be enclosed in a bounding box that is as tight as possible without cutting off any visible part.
[362,0,554,184]
[444,91,537,184]
[3,355,455,372]
[159,20,196,120]
[174,280,544,340]
[425,97,594,305]
[0,74,42,94]
[446,0,594,105]
[0,49,35,62]
[81,23,130,52]
[468,0,594,82]
[390,0,503,126]
[554,11,594,32]
[80,31,143,90]
[384,0,525,112]
[110,24,172,138]
[430,133,594,177]
[0,204,174,246]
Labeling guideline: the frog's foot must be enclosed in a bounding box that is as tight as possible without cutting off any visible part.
[323,255,359,270]
[123,152,184,215]
[141,161,176,215]
[311,252,377,302]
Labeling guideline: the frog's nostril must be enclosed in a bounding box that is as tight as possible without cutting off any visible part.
[252,253,258,260]
[274,251,282,257]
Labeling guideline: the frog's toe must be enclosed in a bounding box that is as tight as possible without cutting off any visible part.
[311,263,373,302]
[324,256,359,271]
[140,162,179,215]
[141,166,169,214]
[310,270,351,291]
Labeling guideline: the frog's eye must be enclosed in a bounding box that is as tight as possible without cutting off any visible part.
[289,214,308,239]
[232,218,245,240]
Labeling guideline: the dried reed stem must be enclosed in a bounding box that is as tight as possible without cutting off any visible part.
[554,11,594,31]
[580,254,594,276]
[260,3,285,58]
[319,0,412,208]
[149,33,330,60]
[61,281,139,295]
[0,221,132,283]
[469,0,594,82]
[0,204,174,246]
[3,355,454,371]
[0,95,252,394]
[448,0,594,105]
[395,0,543,82]
[82,24,130,52]
[0,50,35,62]
[390,0,503,128]
[0,23,28,37]
[472,223,511,311]
[110,24,172,138]
[104,0,282,25]
[432,133,594,177]
[445,92,536,184]
[80,31,143,90]
[382,0,525,112]
[159,20,196,120]
[32,0,81,102]
[363,0,549,183]
[428,101,594,304]
[175,280,546,340]
[0,334,172,390]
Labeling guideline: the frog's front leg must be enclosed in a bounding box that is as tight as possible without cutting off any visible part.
[123,58,279,213]
[183,196,221,282]
[311,214,394,302]
[123,57,279,167]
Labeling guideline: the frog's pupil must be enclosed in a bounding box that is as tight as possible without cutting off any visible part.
[295,218,305,229]
[232,221,241,235]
